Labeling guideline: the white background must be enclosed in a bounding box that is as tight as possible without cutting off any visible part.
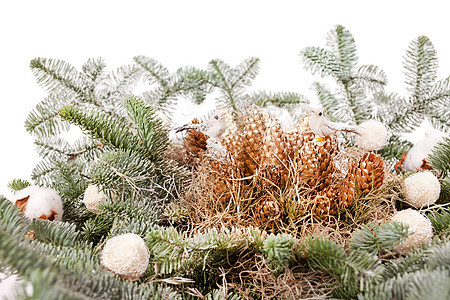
[1,1,450,198]
[1,0,450,296]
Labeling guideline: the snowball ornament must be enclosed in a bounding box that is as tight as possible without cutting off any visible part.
[100,233,150,281]
[402,171,441,208]
[83,185,108,213]
[11,185,63,221]
[391,209,433,253]
[355,120,388,151]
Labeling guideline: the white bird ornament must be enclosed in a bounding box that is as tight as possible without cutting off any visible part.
[175,108,228,138]
[309,108,361,145]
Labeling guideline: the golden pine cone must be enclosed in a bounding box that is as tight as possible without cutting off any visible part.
[253,196,281,225]
[312,186,338,219]
[354,153,385,195]
[221,108,269,177]
[297,114,338,190]
[283,114,310,159]
[314,136,339,190]
[337,152,385,208]
[259,117,288,188]
[337,172,355,208]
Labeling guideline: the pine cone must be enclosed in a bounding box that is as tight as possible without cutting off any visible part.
[296,115,339,190]
[337,152,385,208]
[183,118,208,162]
[259,116,288,188]
[221,108,269,177]
[354,153,385,195]
[312,186,338,219]
[337,172,355,208]
[253,195,281,225]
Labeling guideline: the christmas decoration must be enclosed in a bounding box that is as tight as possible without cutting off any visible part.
[355,120,388,151]
[82,185,108,213]
[0,25,449,300]
[403,130,446,171]
[100,233,150,281]
[10,185,63,221]
[402,171,441,208]
[309,107,360,145]
[391,209,433,253]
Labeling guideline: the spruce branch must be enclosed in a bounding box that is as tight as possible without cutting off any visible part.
[123,95,168,161]
[59,105,142,154]
[313,82,352,123]
[262,233,297,273]
[246,90,310,109]
[428,136,450,175]
[426,208,450,236]
[350,222,409,255]
[7,178,31,192]
[404,36,438,100]
[31,219,84,248]
[301,46,344,79]
[30,57,86,98]
[301,25,385,124]
[302,235,384,299]
[134,55,171,87]
[208,57,260,110]
[25,93,71,137]
[361,267,450,300]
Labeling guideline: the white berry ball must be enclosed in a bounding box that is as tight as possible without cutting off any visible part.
[100,233,150,281]
[402,171,441,208]
[83,185,107,213]
[391,209,433,253]
[11,185,63,221]
[355,120,388,151]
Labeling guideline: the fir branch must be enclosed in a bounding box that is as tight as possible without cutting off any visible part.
[82,214,115,244]
[428,136,450,175]
[404,36,438,101]
[327,25,358,74]
[31,155,61,186]
[361,267,450,300]
[353,64,387,90]
[89,149,164,199]
[377,135,413,164]
[246,90,310,108]
[426,208,450,236]
[34,136,71,158]
[25,93,71,137]
[123,95,168,161]
[30,57,86,98]
[208,58,260,110]
[262,233,297,273]
[7,178,31,192]
[173,66,212,104]
[107,64,141,99]
[301,46,344,79]
[146,226,263,281]
[313,82,352,123]
[0,196,31,237]
[59,105,142,154]
[81,57,107,83]
[134,55,170,87]
[303,235,383,299]
[350,222,409,255]
[31,219,84,248]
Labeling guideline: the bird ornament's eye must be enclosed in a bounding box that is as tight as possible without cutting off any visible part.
[214,115,219,120]
[318,112,323,116]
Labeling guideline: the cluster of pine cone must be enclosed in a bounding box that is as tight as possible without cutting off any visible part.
[182,107,385,224]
